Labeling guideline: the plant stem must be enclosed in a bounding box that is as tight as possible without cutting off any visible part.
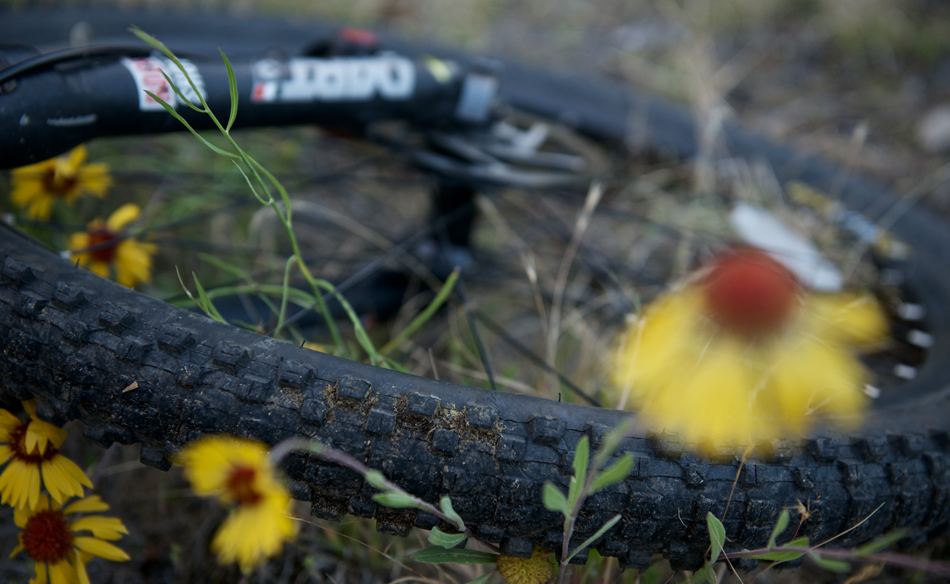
[724,546,950,576]
[269,437,500,553]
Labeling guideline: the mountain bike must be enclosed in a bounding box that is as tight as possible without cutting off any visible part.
[1,8,949,572]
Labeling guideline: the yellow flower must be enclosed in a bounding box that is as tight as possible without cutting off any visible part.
[497,545,554,584]
[0,400,93,510]
[611,248,888,454]
[68,203,157,289]
[176,435,297,572]
[10,145,112,220]
[10,493,130,584]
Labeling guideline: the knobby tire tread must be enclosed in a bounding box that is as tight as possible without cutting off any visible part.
[1,223,950,569]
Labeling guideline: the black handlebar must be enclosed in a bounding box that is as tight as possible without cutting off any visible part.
[0,42,496,169]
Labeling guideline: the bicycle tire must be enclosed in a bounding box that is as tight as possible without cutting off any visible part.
[3,9,950,571]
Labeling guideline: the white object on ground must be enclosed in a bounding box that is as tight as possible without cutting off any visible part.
[730,202,843,291]
[917,105,950,153]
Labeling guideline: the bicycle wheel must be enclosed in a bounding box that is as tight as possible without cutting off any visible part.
[2,8,950,572]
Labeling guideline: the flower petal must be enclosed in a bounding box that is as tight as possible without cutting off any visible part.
[0,444,15,467]
[114,239,156,288]
[211,493,297,572]
[65,495,109,515]
[73,536,130,562]
[70,516,129,540]
[29,561,49,584]
[0,460,42,509]
[74,550,91,584]
[76,163,112,198]
[177,436,270,500]
[0,408,22,441]
[9,542,23,559]
[809,294,888,349]
[42,456,90,504]
[106,203,141,232]
[26,419,67,454]
[47,560,72,584]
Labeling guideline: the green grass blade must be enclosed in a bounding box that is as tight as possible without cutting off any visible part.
[808,552,851,573]
[219,48,239,132]
[855,529,908,557]
[276,256,295,338]
[131,26,213,114]
[380,267,459,356]
[198,253,253,282]
[191,273,226,323]
[565,514,621,564]
[159,70,204,112]
[144,90,238,159]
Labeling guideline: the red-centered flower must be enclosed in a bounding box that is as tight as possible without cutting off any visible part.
[175,436,297,572]
[611,247,888,453]
[10,145,112,220]
[11,494,129,584]
[0,400,92,510]
[68,204,157,289]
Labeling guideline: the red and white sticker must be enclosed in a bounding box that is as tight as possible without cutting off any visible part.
[122,57,206,112]
[250,54,415,103]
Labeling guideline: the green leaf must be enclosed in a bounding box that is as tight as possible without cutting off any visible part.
[465,573,493,584]
[698,561,717,584]
[219,48,239,132]
[159,70,204,112]
[855,529,908,557]
[767,509,790,549]
[542,482,570,516]
[143,91,239,159]
[808,552,851,573]
[428,526,467,549]
[440,496,465,532]
[566,476,578,509]
[373,492,418,509]
[411,547,497,565]
[565,514,622,564]
[198,253,252,282]
[231,160,273,205]
[590,453,634,494]
[130,27,167,53]
[706,512,726,564]
[750,537,809,563]
[749,550,804,562]
[364,470,388,491]
[592,418,634,467]
[192,273,226,323]
[572,436,590,500]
